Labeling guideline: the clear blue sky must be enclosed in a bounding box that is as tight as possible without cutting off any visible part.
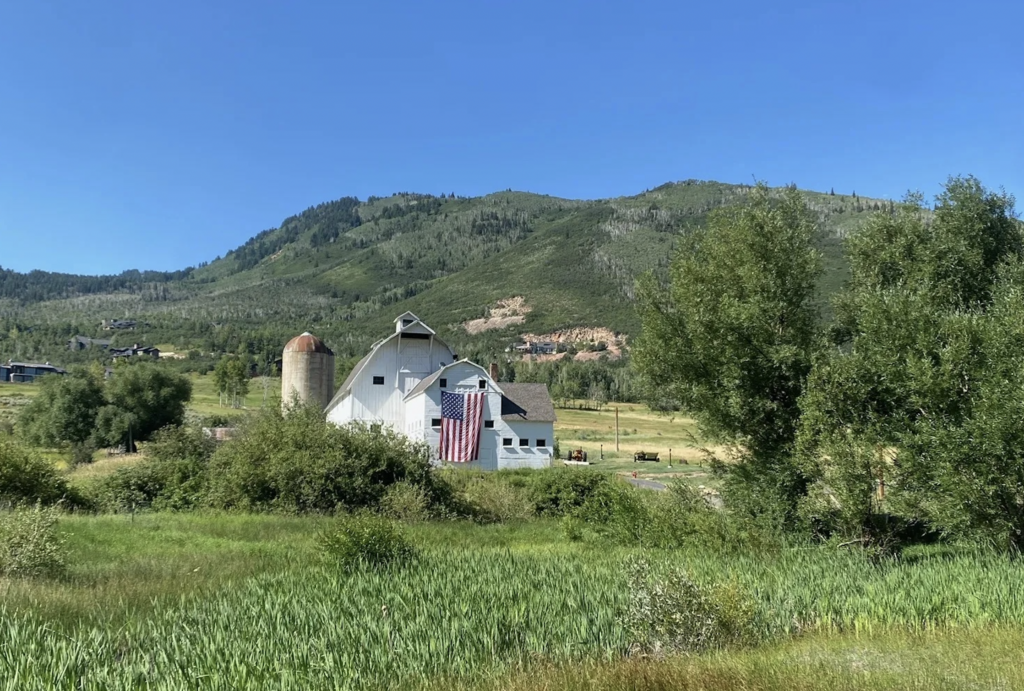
[2,0,1021,275]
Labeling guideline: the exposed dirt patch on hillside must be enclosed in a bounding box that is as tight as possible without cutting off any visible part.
[521,327,627,361]
[463,297,532,334]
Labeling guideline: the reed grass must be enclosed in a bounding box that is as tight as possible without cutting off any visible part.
[2,514,1023,690]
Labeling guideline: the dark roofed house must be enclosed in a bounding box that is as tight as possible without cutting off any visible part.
[102,319,138,331]
[110,344,161,359]
[1,361,66,383]
[69,336,112,351]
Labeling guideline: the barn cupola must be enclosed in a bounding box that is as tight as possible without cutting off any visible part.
[394,311,422,333]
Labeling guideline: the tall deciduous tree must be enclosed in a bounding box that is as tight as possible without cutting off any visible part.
[213,355,249,408]
[94,363,192,452]
[634,184,822,527]
[18,367,105,450]
[799,177,1024,547]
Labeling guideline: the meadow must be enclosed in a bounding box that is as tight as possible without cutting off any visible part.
[5,374,1022,689]
[1,376,707,483]
[3,513,1024,690]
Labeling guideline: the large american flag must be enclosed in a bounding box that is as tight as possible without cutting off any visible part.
[440,391,485,463]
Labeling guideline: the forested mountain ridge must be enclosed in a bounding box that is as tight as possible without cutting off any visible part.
[0,181,888,366]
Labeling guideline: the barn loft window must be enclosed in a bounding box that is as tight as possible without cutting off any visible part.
[502,438,512,447]
[518,438,529,447]
[439,378,447,388]
[478,379,486,389]
[372,376,385,385]
[402,318,413,327]
[536,439,546,447]
[484,420,495,429]
[431,418,441,427]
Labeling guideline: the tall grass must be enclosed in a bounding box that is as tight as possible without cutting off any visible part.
[4,512,1024,690]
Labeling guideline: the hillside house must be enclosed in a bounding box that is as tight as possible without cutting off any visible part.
[68,336,112,351]
[102,319,138,331]
[0,361,66,383]
[110,344,160,359]
[325,313,555,470]
[506,341,558,355]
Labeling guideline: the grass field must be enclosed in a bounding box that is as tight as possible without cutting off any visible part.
[186,372,282,418]
[4,513,1024,690]
[553,402,724,486]
[0,380,37,426]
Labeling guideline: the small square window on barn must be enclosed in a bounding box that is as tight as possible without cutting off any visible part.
[484,420,494,429]
[431,418,441,427]
[372,376,385,385]
[536,439,546,447]
[502,438,513,447]
[439,378,447,388]
[519,438,529,447]
[478,379,486,389]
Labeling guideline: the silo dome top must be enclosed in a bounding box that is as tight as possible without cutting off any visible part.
[284,332,334,355]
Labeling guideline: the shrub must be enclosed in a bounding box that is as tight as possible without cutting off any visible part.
[561,514,585,542]
[95,424,214,512]
[318,514,416,571]
[530,469,610,517]
[462,477,533,523]
[623,556,760,655]
[70,441,96,467]
[0,438,74,507]
[380,481,430,522]
[0,504,67,579]
[206,406,438,513]
[578,478,777,552]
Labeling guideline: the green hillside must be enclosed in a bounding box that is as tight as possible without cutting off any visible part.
[0,181,889,366]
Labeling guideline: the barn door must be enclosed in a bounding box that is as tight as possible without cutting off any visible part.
[401,374,420,396]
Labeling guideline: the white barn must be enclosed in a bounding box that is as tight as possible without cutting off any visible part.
[325,313,555,469]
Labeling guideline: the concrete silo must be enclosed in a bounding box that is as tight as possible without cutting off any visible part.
[281,332,335,413]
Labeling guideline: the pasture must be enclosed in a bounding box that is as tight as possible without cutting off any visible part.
[553,403,722,485]
[4,513,1024,689]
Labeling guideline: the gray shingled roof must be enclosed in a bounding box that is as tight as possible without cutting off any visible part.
[404,368,445,400]
[500,383,556,422]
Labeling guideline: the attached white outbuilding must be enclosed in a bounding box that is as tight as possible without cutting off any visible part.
[325,313,555,469]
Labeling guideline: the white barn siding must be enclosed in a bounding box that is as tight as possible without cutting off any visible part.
[497,421,554,469]
[410,362,553,470]
[327,331,454,430]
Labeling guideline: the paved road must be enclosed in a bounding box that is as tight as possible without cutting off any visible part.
[624,477,668,491]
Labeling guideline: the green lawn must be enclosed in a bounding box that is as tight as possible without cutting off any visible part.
[186,372,282,418]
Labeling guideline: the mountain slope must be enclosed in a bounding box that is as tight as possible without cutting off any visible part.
[0,181,890,363]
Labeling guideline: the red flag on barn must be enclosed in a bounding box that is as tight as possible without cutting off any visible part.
[440,391,484,462]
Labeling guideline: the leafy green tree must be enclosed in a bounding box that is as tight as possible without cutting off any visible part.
[18,367,104,450]
[799,177,1024,546]
[213,355,250,408]
[634,184,821,527]
[94,364,192,452]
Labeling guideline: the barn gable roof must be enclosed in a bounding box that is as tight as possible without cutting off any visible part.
[403,360,498,401]
[325,318,453,413]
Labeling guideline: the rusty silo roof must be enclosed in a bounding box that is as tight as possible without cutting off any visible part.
[284,332,334,355]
